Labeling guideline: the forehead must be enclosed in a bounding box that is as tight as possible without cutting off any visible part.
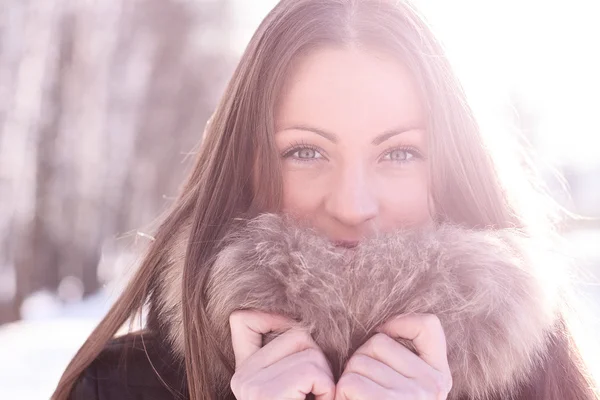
[275,46,426,134]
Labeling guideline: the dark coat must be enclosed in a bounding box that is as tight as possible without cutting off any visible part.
[69,332,187,400]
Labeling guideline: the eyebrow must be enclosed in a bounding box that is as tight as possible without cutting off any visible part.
[280,125,421,145]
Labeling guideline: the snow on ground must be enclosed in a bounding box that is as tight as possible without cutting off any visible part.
[0,319,101,399]
[0,289,115,399]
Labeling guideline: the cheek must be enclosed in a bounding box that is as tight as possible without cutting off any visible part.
[281,169,326,216]
[377,171,432,228]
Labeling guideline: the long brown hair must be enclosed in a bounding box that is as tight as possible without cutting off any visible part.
[53,0,598,399]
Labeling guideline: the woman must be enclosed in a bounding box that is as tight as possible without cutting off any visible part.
[53,0,599,399]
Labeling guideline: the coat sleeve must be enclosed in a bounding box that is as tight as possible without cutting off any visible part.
[64,333,187,400]
[67,360,137,400]
[68,363,100,400]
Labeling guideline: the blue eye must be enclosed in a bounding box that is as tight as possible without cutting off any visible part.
[282,143,325,162]
[294,148,322,159]
[381,147,421,163]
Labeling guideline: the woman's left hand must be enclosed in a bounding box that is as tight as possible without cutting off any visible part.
[335,314,452,400]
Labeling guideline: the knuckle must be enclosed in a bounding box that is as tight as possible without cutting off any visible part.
[229,310,248,326]
[325,379,336,394]
[414,372,452,400]
[301,346,320,358]
[312,350,334,376]
[286,326,307,339]
[338,372,360,389]
[230,370,249,388]
[231,371,269,400]
[366,332,390,355]
[422,314,442,330]
[438,373,453,398]
[344,353,368,373]
[302,347,328,365]
[229,372,240,393]
[431,371,448,393]
[288,328,314,347]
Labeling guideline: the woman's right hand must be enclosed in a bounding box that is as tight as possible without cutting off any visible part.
[229,310,335,400]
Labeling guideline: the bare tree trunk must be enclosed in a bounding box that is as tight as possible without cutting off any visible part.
[5,0,62,320]
[1,0,233,324]
[0,1,28,274]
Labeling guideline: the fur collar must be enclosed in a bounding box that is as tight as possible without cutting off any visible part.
[154,214,566,399]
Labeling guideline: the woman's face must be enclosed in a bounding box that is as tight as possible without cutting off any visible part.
[275,46,432,246]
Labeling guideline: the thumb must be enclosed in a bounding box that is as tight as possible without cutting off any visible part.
[229,310,296,368]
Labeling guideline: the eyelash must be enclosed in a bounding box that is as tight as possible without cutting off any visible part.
[380,146,424,163]
[281,142,424,164]
[281,141,326,162]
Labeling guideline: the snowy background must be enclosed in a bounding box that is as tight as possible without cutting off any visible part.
[1,0,599,399]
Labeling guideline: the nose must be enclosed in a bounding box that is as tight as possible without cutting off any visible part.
[324,163,378,228]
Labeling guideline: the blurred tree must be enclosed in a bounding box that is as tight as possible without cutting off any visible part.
[0,0,233,324]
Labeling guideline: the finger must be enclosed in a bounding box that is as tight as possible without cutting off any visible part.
[269,367,335,400]
[376,313,450,374]
[262,347,333,381]
[342,353,401,388]
[232,349,334,400]
[351,333,433,380]
[335,372,393,400]
[240,327,319,373]
[229,310,296,368]
[260,349,335,400]
[352,333,452,397]
[231,313,317,373]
